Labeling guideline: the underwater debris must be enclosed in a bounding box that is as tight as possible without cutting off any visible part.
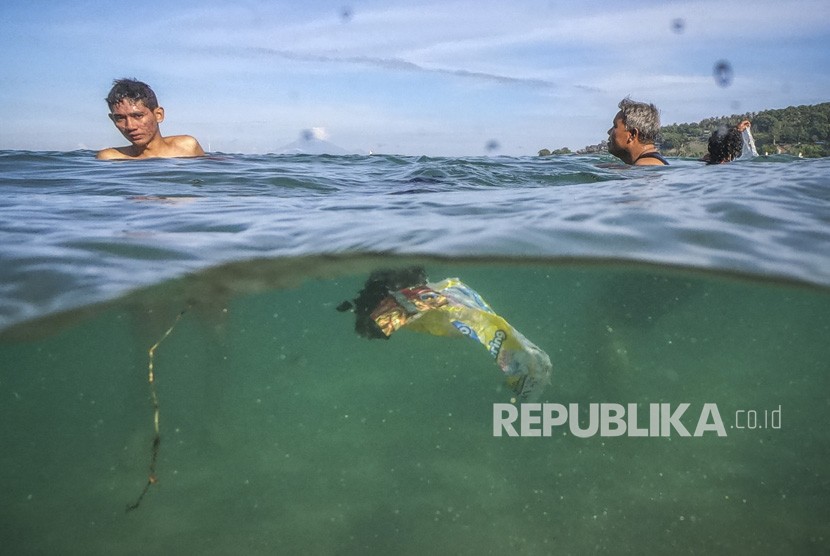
[126,309,186,512]
[339,267,552,401]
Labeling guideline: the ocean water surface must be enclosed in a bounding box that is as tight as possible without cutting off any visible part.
[1,151,829,554]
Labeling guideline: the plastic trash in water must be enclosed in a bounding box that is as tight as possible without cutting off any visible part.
[338,267,552,401]
[740,126,758,159]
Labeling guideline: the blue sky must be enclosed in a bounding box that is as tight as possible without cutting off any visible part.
[1,0,828,156]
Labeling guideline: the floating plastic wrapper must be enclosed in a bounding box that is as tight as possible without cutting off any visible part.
[338,267,552,401]
[740,126,758,159]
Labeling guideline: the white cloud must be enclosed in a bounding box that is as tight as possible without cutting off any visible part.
[310,127,329,141]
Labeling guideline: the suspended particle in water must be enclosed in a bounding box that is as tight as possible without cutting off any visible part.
[713,60,734,87]
[485,139,500,153]
[671,18,685,34]
[301,129,314,141]
[340,6,353,22]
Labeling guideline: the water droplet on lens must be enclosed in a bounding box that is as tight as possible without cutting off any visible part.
[485,139,500,152]
[713,60,733,87]
[671,18,685,34]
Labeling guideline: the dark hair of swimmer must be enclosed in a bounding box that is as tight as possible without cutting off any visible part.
[105,78,159,110]
[707,127,743,164]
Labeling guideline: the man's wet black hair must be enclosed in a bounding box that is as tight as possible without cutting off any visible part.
[105,78,159,110]
[337,266,428,339]
[707,127,743,164]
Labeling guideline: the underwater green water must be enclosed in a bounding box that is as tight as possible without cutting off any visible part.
[1,258,829,554]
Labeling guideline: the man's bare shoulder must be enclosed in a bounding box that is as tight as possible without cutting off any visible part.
[96,146,133,160]
[96,136,205,160]
[166,135,206,157]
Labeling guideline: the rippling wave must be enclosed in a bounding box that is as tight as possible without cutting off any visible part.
[0,150,828,329]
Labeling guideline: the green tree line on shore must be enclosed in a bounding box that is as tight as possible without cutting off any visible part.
[660,102,830,158]
[539,102,829,158]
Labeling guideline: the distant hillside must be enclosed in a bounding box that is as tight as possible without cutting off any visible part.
[276,137,351,155]
[275,129,364,155]
[540,102,830,158]
[659,102,830,158]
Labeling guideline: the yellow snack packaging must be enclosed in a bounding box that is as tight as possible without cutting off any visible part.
[338,267,552,401]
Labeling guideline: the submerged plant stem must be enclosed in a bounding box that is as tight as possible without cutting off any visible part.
[126,309,186,512]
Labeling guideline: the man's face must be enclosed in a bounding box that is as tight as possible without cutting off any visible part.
[108,99,164,147]
[607,111,630,157]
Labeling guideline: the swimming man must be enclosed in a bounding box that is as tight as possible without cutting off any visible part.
[97,78,205,160]
[607,97,668,165]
